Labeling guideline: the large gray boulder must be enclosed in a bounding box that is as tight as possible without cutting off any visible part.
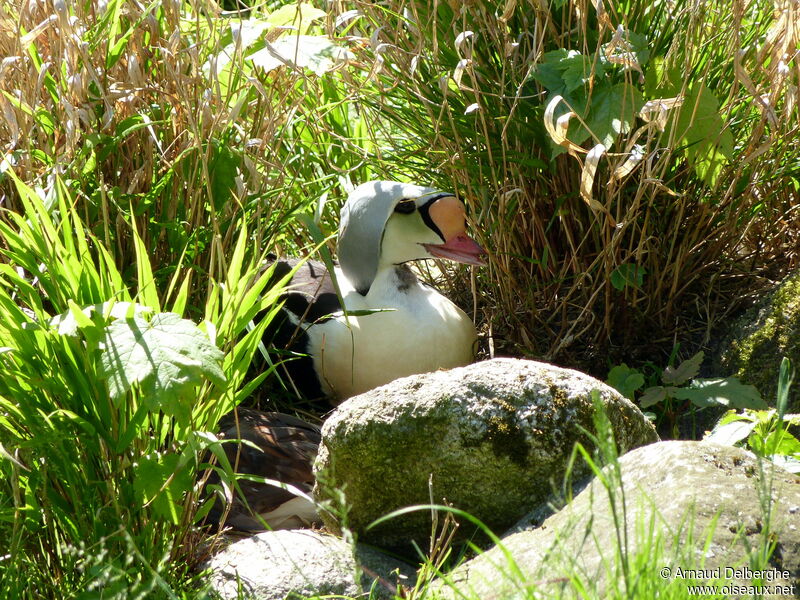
[204,529,415,600]
[437,441,800,599]
[313,358,658,553]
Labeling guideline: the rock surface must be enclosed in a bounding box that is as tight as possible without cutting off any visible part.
[716,270,800,411]
[436,441,800,599]
[313,358,658,553]
[204,530,415,600]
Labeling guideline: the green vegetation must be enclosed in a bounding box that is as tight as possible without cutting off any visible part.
[719,270,800,410]
[707,358,800,474]
[349,0,800,369]
[606,350,765,436]
[1,0,798,597]
[0,174,289,596]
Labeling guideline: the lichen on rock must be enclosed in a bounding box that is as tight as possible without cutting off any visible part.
[717,270,800,410]
[313,358,658,554]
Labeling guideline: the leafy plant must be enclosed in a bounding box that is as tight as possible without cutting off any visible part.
[607,352,764,413]
[2,0,799,596]
[0,172,290,596]
[707,410,800,474]
[341,0,800,369]
[609,264,647,292]
[606,363,647,402]
[530,41,647,157]
[1,0,371,311]
[638,352,764,411]
[706,358,800,474]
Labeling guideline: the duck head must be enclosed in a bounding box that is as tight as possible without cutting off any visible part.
[338,181,486,295]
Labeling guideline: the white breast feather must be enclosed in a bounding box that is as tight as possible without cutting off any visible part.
[306,267,476,400]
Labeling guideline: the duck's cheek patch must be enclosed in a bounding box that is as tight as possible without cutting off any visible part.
[429,196,468,242]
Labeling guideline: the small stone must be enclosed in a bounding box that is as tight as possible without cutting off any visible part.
[203,530,414,600]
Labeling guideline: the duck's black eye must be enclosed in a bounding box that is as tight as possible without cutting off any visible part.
[394,199,417,214]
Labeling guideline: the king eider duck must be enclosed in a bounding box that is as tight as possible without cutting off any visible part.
[258,180,486,403]
[207,181,484,532]
[205,407,321,532]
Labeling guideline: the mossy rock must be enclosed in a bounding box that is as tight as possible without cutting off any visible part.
[436,441,800,598]
[313,358,658,555]
[717,270,800,411]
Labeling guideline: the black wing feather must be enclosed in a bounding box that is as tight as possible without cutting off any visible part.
[251,257,343,401]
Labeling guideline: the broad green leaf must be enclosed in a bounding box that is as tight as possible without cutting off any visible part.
[667,84,733,187]
[646,65,733,187]
[266,4,327,34]
[748,426,800,458]
[66,300,97,334]
[541,83,642,156]
[601,30,650,69]
[766,430,800,457]
[208,143,240,210]
[672,377,766,410]
[248,35,353,76]
[230,19,271,52]
[100,312,226,408]
[693,140,732,188]
[639,385,667,408]
[49,301,152,337]
[34,108,56,136]
[627,31,650,66]
[562,55,603,93]
[529,51,641,150]
[704,419,757,446]
[204,17,267,81]
[114,114,145,138]
[768,455,800,474]
[529,49,597,95]
[715,408,755,427]
[133,452,192,524]
[610,263,646,291]
[662,351,704,386]
[776,356,793,420]
[113,114,168,148]
[584,83,643,148]
[605,364,645,401]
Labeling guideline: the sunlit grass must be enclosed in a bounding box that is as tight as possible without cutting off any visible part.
[0,171,295,597]
[339,0,800,369]
[0,0,379,299]
[0,0,798,597]
[0,1,369,594]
